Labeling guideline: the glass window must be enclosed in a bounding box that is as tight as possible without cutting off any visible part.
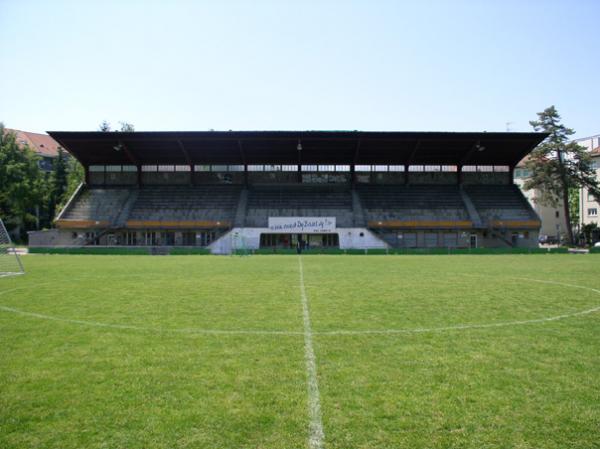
[175,165,191,172]
[588,208,598,216]
[211,165,228,172]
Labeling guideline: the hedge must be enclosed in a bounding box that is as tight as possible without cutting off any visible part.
[28,247,150,255]
[28,246,575,256]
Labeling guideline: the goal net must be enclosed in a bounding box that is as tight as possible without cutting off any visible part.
[0,219,24,277]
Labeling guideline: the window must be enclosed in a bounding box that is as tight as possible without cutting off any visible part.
[555,211,559,218]
[588,208,598,217]
[424,233,438,247]
[588,192,598,202]
[125,232,137,246]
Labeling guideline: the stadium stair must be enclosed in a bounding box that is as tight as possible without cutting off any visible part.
[351,190,367,227]
[234,188,248,227]
[245,184,354,227]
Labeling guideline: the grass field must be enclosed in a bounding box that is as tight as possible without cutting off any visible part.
[1,254,599,448]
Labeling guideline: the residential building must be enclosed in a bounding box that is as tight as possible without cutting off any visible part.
[6,128,61,171]
[514,157,567,241]
[580,144,600,227]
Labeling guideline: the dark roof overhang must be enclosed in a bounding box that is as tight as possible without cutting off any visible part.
[47,130,548,167]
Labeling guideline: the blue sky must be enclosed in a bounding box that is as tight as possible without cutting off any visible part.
[1,0,598,138]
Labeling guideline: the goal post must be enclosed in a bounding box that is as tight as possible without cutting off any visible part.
[0,219,24,277]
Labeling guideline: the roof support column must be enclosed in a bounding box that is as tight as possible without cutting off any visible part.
[458,165,463,185]
[237,140,248,187]
[84,165,90,185]
[137,164,142,187]
[350,164,355,187]
[405,140,421,186]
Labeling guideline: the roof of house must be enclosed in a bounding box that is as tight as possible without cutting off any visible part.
[6,129,61,157]
[591,145,600,157]
[47,130,548,167]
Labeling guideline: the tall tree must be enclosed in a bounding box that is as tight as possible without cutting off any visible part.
[118,121,135,132]
[0,123,47,240]
[49,149,68,218]
[56,157,85,213]
[98,121,135,132]
[525,106,600,245]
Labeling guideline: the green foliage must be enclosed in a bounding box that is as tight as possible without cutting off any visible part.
[580,223,599,246]
[0,124,48,240]
[55,156,85,215]
[569,186,580,225]
[118,121,135,132]
[29,247,149,255]
[524,106,600,244]
[47,149,68,219]
[98,121,135,132]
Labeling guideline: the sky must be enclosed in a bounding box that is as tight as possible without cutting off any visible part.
[1,0,599,138]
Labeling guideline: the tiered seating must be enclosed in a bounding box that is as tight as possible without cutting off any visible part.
[357,184,469,222]
[61,188,131,223]
[245,185,353,227]
[128,185,241,222]
[464,185,536,222]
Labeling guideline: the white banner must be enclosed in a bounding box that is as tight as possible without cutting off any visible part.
[267,217,336,233]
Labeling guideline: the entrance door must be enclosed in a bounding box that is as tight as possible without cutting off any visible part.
[470,234,477,249]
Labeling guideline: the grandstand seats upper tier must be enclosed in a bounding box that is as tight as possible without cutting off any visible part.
[463,184,537,222]
[128,185,242,222]
[356,184,470,221]
[61,188,131,223]
[245,185,354,227]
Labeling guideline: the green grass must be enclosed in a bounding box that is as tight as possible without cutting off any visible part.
[1,254,599,448]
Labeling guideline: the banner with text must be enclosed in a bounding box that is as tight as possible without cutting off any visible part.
[267,217,336,233]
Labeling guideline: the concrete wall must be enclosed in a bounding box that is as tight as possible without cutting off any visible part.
[28,229,80,246]
[407,172,458,184]
[141,172,191,185]
[514,177,566,238]
[209,227,388,254]
[462,172,511,184]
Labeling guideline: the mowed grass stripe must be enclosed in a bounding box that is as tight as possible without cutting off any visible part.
[303,255,600,449]
[0,255,308,449]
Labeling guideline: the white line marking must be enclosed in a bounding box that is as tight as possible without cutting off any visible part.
[316,278,600,335]
[298,256,325,449]
[0,275,598,338]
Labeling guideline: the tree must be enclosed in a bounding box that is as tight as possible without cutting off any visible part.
[48,149,68,219]
[524,106,600,245]
[0,123,47,240]
[118,121,135,132]
[98,120,111,132]
[52,156,85,217]
[98,121,134,132]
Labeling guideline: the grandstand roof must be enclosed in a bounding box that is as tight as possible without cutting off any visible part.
[47,131,548,167]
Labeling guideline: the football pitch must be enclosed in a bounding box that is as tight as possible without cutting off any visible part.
[1,254,599,449]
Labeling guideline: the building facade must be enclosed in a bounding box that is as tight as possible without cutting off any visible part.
[514,157,567,241]
[6,128,61,171]
[579,146,600,227]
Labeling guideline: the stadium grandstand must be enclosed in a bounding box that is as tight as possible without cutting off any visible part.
[28,131,547,253]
